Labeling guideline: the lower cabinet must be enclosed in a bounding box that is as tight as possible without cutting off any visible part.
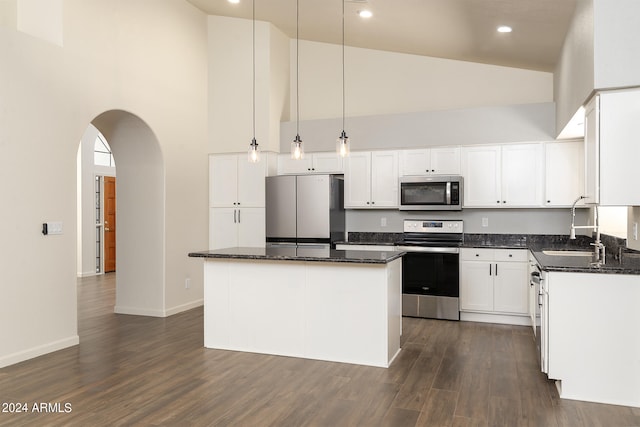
[209,207,265,250]
[460,248,529,323]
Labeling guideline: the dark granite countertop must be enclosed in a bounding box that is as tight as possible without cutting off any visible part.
[188,246,404,264]
[341,232,640,275]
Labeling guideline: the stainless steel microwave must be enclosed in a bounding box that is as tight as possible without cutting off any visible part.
[399,175,463,211]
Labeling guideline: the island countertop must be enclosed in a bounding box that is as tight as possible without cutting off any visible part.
[188,246,404,264]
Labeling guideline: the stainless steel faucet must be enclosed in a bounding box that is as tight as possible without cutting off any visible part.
[569,195,605,264]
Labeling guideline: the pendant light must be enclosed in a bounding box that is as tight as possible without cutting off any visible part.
[336,0,349,157]
[248,0,260,163]
[291,0,304,160]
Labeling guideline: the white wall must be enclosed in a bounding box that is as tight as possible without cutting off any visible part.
[208,16,289,154]
[0,0,208,368]
[346,209,589,236]
[281,103,555,152]
[554,0,595,136]
[293,40,553,121]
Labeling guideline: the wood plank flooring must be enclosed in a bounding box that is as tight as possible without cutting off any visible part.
[1,273,638,426]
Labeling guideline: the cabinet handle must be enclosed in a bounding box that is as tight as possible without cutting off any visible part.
[497,200,500,204]
[234,210,237,223]
[509,254,513,257]
[431,169,435,172]
[366,201,370,205]
[238,209,241,223]
[475,253,479,257]
[489,264,492,276]
[495,263,498,275]
[371,201,375,205]
[233,202,237,205]
[502,201,506,204]
[547,200,551,203]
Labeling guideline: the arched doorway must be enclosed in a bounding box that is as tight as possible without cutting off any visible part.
[80,110,166,316]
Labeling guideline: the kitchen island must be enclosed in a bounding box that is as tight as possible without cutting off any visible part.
[188,246,403,368]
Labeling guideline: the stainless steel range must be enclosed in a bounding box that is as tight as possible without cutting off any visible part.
[396,219,463,320]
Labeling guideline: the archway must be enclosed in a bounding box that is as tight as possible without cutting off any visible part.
[88,110,166,316]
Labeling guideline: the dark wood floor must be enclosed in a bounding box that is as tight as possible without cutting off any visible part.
[1,274,638,427]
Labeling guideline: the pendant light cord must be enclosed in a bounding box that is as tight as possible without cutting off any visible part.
[296,0,300,137]
[252,0,256,140]
[341,0,345,132]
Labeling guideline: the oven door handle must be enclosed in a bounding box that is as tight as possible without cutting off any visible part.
[396,246,460,254]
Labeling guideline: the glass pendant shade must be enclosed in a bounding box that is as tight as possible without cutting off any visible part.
[291,134,304,160]
[248,138,260,163]
[336,130,350,157]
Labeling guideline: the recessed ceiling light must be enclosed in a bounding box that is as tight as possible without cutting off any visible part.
[358,10,373,18]
[497,25,512,33]
[228,0,240,4]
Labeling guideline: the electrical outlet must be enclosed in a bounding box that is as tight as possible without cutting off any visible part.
[381,217,387,227]
[185,278,191,289]
[634,222,638,241]
[482,217,489,227]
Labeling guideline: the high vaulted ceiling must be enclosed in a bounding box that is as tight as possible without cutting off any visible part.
[186,0,577,72]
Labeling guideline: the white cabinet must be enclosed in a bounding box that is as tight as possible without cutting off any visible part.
[584,89,640,206]
[345,151,398,208]
[209,207,265,250]
[209,153,274,250]
[461,143,543,207]
[277,152,344,175]
[460,248,529,316]
[544,140,585,207]
[210,153,275,208]
[399,147,460,176]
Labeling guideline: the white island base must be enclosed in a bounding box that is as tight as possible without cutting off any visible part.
[203,258,402,368]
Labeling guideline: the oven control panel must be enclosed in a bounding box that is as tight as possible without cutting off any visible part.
[403,220,463,234]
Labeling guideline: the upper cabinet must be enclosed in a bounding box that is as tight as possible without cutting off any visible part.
[584,89,640,206]
[210,153,276,208]
[462,143,543,208]
[277,152,344,175]
[345,151,398,208]
[399,147,461,176]
[544,140,585,207]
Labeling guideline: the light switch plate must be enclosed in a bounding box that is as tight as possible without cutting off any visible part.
[47,222,63,235]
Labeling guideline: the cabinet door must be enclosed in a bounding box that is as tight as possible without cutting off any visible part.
[399,149,430,175]
[430,147,461,175]
[209,208,238,249]
[461,146,501,207]
[210,155,239,207]
[599,89,640,205]
[370,151,398,207]
[501,143,543,207]
[545,140,585,206]
[344,152,372,208]
[460,261,494,312]
[312,152,344,173]
[493,261,529,314]
[277,154,313,175]
[584,96,599,204]
[237,158,267,207]
[237,208,266,247]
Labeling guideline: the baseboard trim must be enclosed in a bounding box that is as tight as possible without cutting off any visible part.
[460,311,532,326]
[164,299,203,317]
[114,306,166,317]
[114,300,203,318]
[0,335,79,369]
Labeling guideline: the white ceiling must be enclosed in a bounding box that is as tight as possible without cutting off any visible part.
[186,0,577,72]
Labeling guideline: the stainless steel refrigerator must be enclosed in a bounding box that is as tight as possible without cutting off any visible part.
[266,174,345,248]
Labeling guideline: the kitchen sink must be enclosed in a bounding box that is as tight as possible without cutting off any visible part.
[542,250,594,257]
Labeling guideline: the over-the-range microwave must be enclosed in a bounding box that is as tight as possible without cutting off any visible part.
[399,175,463,211]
